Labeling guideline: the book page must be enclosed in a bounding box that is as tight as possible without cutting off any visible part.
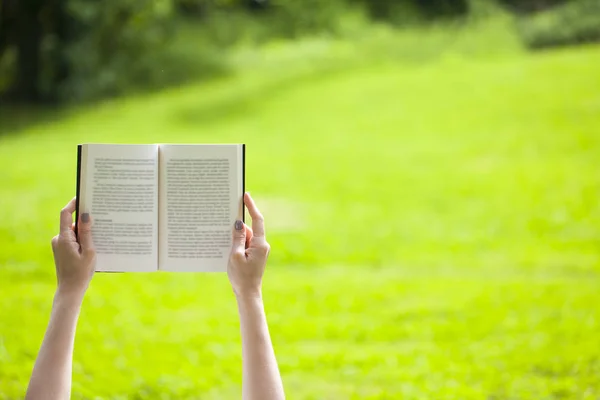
[158,144,244,272]
[79,144,159,272]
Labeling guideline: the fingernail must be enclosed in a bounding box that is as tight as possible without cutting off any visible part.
[235,220,243,231]
[81,213,90,223]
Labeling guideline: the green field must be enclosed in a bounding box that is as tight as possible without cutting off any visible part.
[1,36,599,399]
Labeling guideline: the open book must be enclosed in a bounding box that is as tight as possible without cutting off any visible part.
[75,144,245,272]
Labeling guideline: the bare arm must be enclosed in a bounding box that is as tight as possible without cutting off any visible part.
[228,193,285,400]
[236,293,283,400]
[26,292,83,400]
[26,198,95,400]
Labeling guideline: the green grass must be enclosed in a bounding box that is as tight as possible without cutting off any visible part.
[1,33,600,398]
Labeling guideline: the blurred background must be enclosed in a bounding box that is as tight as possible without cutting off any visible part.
[1,0,599,398]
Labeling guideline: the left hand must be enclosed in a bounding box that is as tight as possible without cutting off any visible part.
[51,197,96,299]
[227,192,270,298]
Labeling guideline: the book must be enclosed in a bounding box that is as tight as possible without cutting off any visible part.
[75,143,245,272]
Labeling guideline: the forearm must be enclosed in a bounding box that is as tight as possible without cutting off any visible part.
[26,290,83,400]
[236,293,285,400]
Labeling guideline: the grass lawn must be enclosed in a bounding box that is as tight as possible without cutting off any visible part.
[0,38,599,399]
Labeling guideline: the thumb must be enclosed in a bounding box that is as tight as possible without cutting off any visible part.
[78,213,95,258]
[231,220,246,259]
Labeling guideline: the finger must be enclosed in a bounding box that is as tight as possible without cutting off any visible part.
[244,192,265,238]
[59,197,77,237]
[245,225,253,249]
[77,212,95,258]
[51,235,59,264]
[51,235,59,252]
[231,219,247,259]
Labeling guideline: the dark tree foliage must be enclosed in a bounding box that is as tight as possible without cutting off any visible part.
[0,0,17,64]
[0,0,596,105]
[0,0,173,103]
[419,0,469,18]
[0,0,77,103]
[496,0,569,14]
[1,0,43,102]
[355,0,469,21]
[516,0,600,48]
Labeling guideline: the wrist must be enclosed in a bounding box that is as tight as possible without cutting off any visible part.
[234,287,263,302]
[54,286,86,308]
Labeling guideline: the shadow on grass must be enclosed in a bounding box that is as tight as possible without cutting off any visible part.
[171,61,364,128]
[170,24,470,127]
[0,105,70,138]
[0,44,232,139]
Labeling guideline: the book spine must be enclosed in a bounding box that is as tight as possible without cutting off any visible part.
[242,143,246,223]
[75,144,82,238]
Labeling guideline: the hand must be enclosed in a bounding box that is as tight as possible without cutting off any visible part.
[50,197,96,299]
[228,192,270,298]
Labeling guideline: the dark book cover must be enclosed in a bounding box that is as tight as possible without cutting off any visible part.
[242,143,246,223]
[75,144,82,238]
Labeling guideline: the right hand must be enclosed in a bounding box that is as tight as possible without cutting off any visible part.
[228,192,270,298]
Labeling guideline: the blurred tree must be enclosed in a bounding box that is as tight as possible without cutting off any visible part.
[266,0,345,37]
[247,0,268,12]
[517,0,600,48]
[60,0,175,100]
[0,0,17,63]
[1,0,592,105]
[0,0,175,103]
[0,0,44,102]
[419,0,470,18]
[353,0,469,22]
[497,0,569,14]
[0,0,72,103]
[174,0,268,15]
